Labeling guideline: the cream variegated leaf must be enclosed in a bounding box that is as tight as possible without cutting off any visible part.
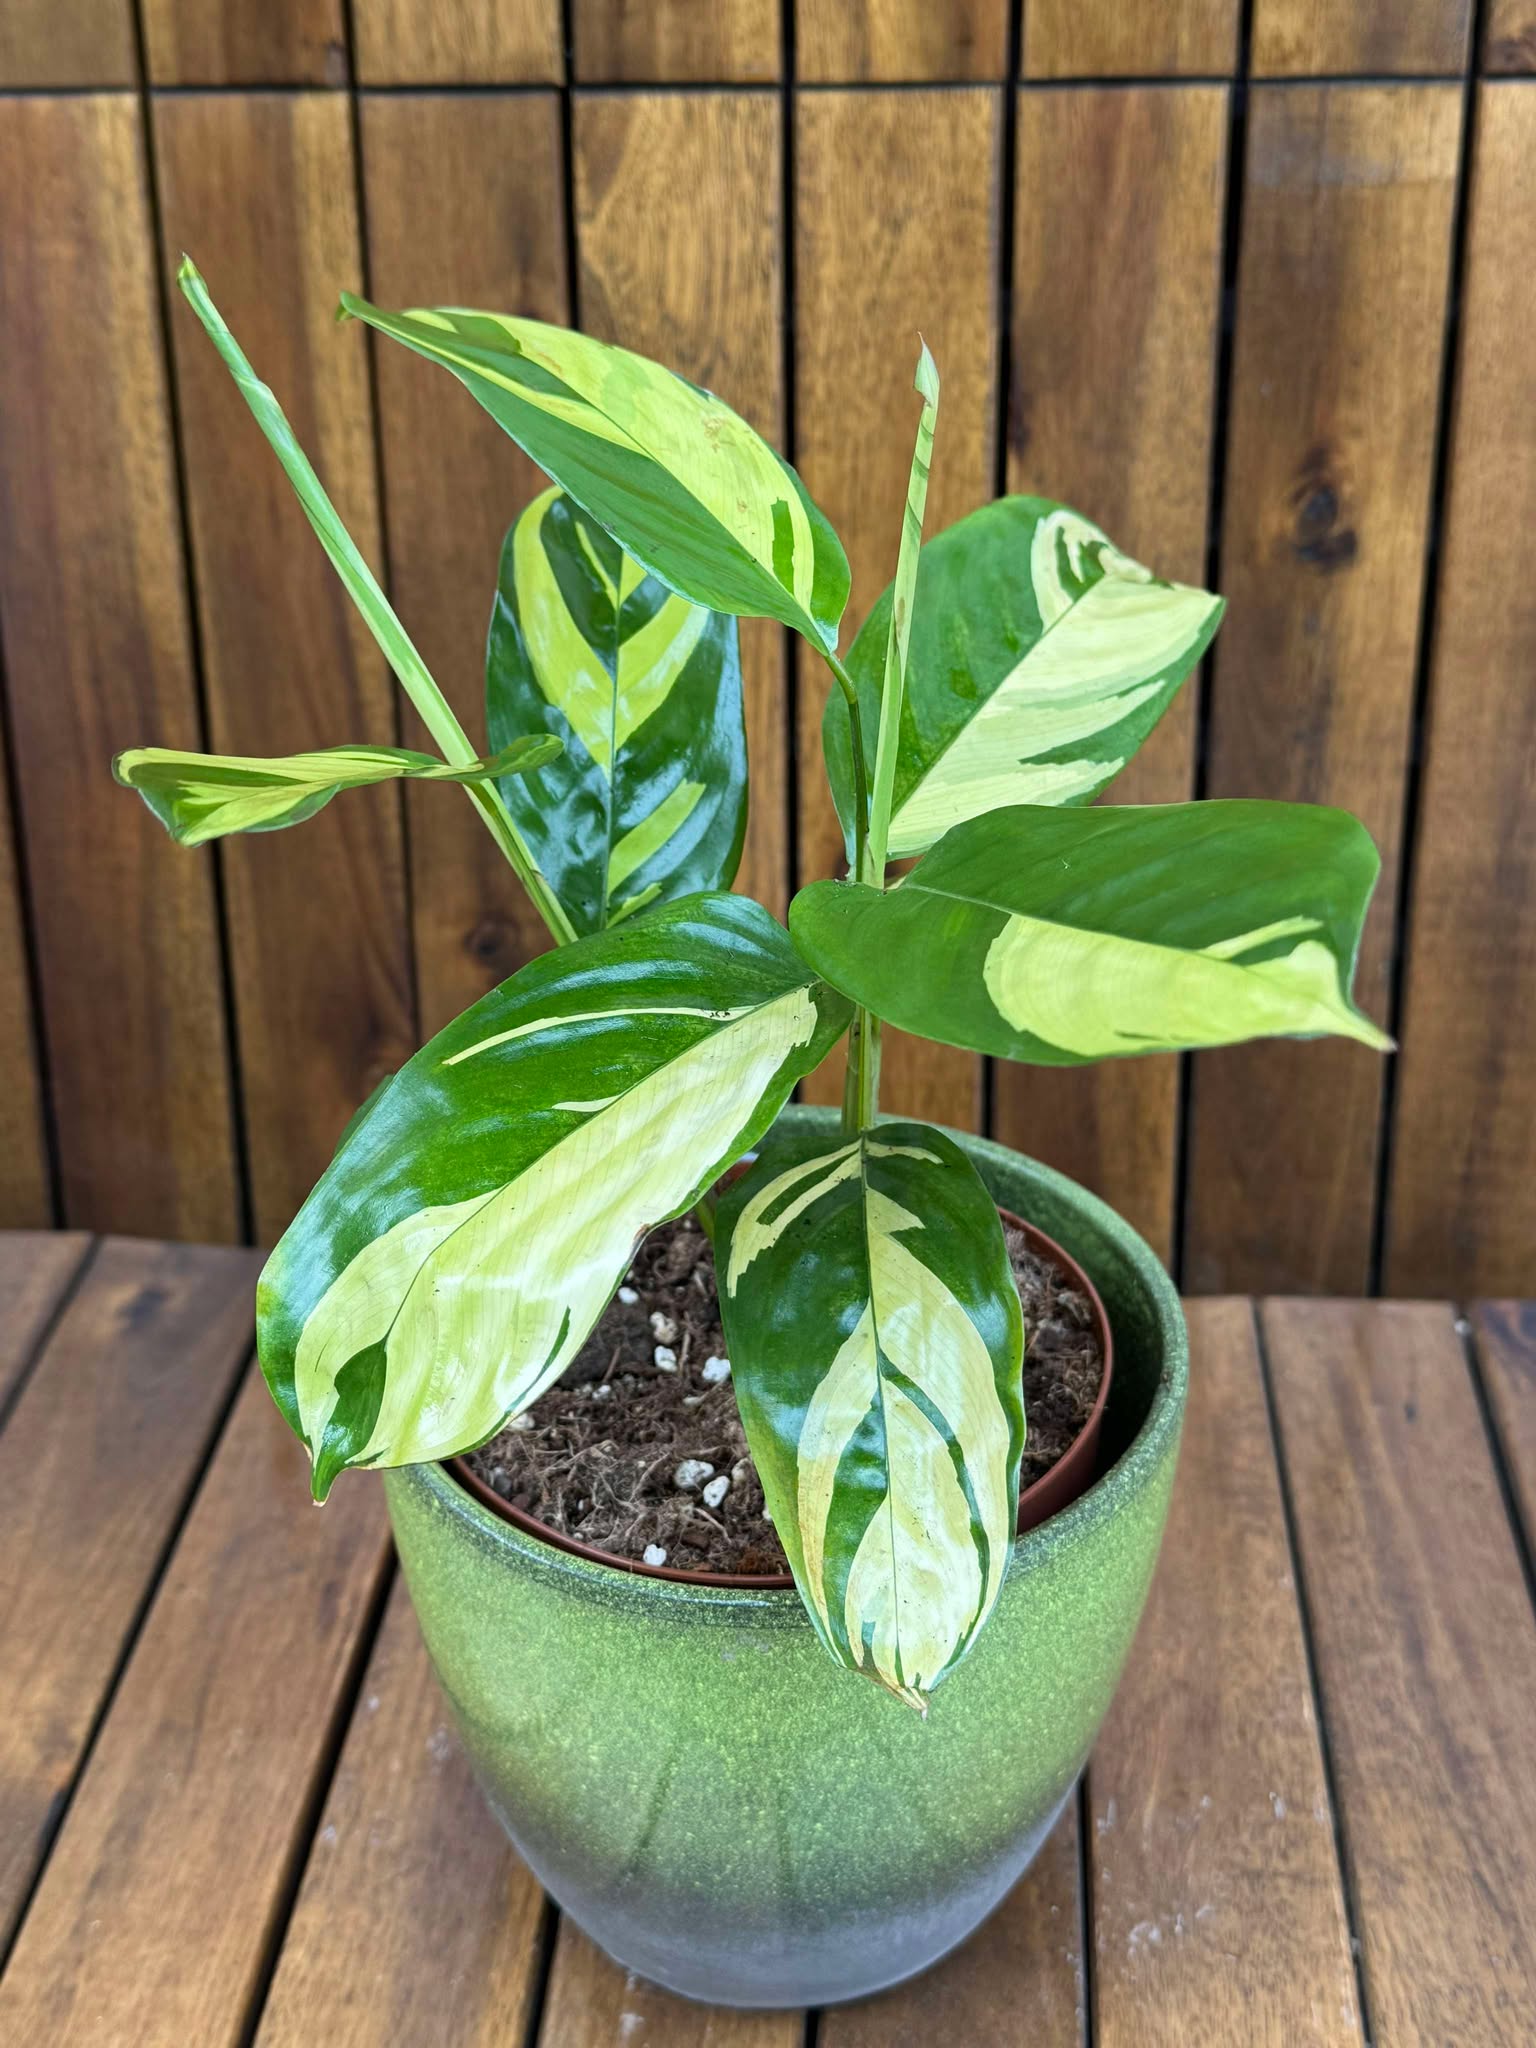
[114,735,560,848]
[791,801,1394,1067]
[257,894,851,1499]
[824,497,1224,862]
[487,487,746,935]
[718,1123,1024,1710]
[340,296,849,652]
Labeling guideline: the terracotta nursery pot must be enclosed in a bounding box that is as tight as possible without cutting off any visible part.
[384,1105,1188,2008]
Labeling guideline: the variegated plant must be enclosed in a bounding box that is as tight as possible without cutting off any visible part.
[117,259,1391,1711]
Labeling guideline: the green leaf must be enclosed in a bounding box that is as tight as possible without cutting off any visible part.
[824,497,1224,863]
[257,893,852,1501]
[718,1120,1024,1712]
[790,801,1394,1066]
[114,736,560,848]
[340,294,849,652]
[487,487,746,935]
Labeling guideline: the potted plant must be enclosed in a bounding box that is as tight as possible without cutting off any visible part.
[117,260,1390,2008]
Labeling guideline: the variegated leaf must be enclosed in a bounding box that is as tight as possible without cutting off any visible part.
[824,497,1224,862]
[718,1121,1024,1711]
[114,735,560,848]
[340,295,849,653]
[487,487,746,935]
[791,801,1393,1065]
[257,893,851,1501]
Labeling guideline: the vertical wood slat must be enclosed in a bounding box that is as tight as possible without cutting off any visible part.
[0,1368,391,2048]
[574,90,789,923]
[1250,0,1472,75]
[795,87,1001,1130]
[255,1578,548,2048]
[153,93,417,1245]
[1090,1300,1361,2045]
[1261,1300,1536,2042]
[360,92,569,1037]
[0,0,135,85]
[0,757,50,1230]
[998,84,1227,1262]
[1183,84,1461,1297]
[141,0,349,84]
[1485,0,1536,68]
[796,0,1010,81]
[537,1920,800,2046]
[0,1240,260,1950]
[572,0,780,81]
[0,94,240,1243]
[1021,2,1240,78]
[352,0,562,83]
[1384,84,1536,1300]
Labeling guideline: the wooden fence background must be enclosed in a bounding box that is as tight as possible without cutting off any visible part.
[0,1,1532,1298]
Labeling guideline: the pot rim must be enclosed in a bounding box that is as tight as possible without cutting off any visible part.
[445,1202,1115,1589]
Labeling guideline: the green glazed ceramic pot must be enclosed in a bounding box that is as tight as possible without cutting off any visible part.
[384,1106,1187,2008]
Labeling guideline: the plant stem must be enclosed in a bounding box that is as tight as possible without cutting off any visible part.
[820,648,877,1138]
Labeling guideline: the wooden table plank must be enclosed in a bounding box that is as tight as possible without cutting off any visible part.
[140,0,347,83]
[1261,1299,1536,2043]
[256,1575,546,2047]
[1486,0,1536,67]
[0,1232,90,1418]
[538,1919,800,2046]
[1022,0,1240,76]
[0,1240,259,1951]
[0,1367,391,2045]
[1252,0,1471,74]
[797,0,1010,80]
[1470,1302,1536,1558]
[820,1799,1085,2045]
[1090,1299,1360,2046]
[573,0,779,80]
[0,0,135,84]
[352,0,561,82]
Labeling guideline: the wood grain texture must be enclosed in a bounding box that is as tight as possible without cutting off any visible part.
[1091,1299,1360,2045]
[0,1366,390,2046]
[154,93,416,1242]
[0,1231,89,1415]
[1262,1298,1536,2043]
[538,1919,801,2045]
[573,0,779,80]
[0,1239,258,1949]
[1251,0,1472,74]
[820,1802,1085,2044]
[0,759,50,1231]
[997,84,1227,1262]
[1183,85,1461,1297]
[1471,1301,1536,1557]
[1384,87,1536,1299]
[797,0,1009,79]
[256,1577,547,2047]
[0,94,239,1242]
[1485,0,1536,68]
[575,90,789,922]
[0,0,135,84]
[1022,1,1239,77]
[352,0,561,83]
[795,87,1000,1128]
[360,92,568,1036]
[141,0,348,83]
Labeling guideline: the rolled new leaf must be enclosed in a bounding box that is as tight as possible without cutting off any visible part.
[718,1121,1024,1712]
[258,893,852,1501]
[114,735,561,848]
[824,498,1223,862]
[790,801,1393,1065]
[487,487,746,934]
[341,295,850,654]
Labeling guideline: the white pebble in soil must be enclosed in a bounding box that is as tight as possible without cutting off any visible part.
[674,1457,716,1492]
[701,1354,731,1384]
[653,1345,678,1371]
[649,1310,679,1344]
[618,1285,639,1305]
[701,1474,730,1510]
[731,1459,752,1490]
[642,1543,668,1567]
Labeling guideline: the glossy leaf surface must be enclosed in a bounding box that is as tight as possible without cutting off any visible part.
[824,498,1224,861]
[791,801,1393,1066]
[258,894,852,1500]
[719,1120,1024,1710]
[487,487,746,935]
[342,295,849,652]
[114,736,559,848]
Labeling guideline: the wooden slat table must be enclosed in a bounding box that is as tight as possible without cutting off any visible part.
[2,1239,1534,2045]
